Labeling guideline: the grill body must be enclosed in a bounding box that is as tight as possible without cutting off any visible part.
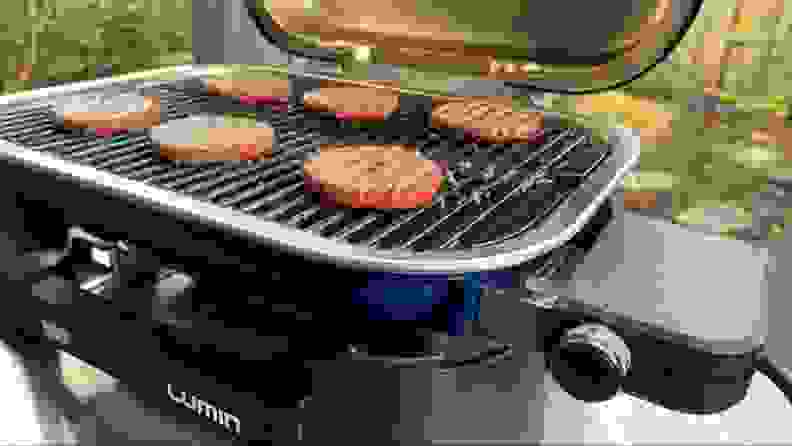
[0,66,636,442]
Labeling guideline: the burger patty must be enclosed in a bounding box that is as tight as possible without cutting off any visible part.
[53,93,161,136]
[302,87,400,121]
[431,100,544,144]
[151,114,278,162]
[303,144,444,209]
[202,78,291,105]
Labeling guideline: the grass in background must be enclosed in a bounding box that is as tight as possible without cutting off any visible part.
[2,0,192,95]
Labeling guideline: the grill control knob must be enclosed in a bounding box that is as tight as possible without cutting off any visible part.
[548,323,631,403]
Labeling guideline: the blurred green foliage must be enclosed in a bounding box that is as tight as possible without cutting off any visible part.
[623,0,791,107]
[1,0,192,94]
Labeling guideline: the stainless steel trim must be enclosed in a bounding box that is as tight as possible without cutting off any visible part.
[0,65,639,274]
[347,341,513,369]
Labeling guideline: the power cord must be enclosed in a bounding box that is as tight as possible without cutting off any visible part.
[754,348,792,405]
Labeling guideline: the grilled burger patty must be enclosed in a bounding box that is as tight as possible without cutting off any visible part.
[151,114,277,161]
[303,144,444,209]
[202,78,291,105]
[53,93,161,136]
[431,100,544,144]
[302,87,400,121]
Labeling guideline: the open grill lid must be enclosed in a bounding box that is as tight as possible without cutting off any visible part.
[246,0,703,95]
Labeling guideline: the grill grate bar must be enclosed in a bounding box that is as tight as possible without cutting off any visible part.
[437,176,553,249]
[421,135,588,249]
[464,186,570,248]
[0,105,50,120]
[307,212,346,234]
[174,143,314,194]
[198,153,324,211]
[397,174,538,250]
[240,181,304,208]
[4,121,57,141]
[52,135,132,157]
[0,106,50,121]
[75,141,151,166]
[553,145,611,180]
[330,213,384,241]
[135,163,210,184]
[63,135,149,161]
[150,162,241,189]
[324,130,562,244]
[422,139,504,174]
[0,114,50,134]
[441,137,553,185]
[93,148,154,171]
[214,168,303,205]
[360,130,576,248]
[108,156,159,175]
[30,134,98,152]
[258,196,308,221]
[211,162,302,204]
[17,129,61,145]
[120,163,175,180]
[283,202,322,226]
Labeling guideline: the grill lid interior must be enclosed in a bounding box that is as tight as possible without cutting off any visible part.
[246,0,703,94]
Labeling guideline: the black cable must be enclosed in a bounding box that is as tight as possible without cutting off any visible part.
[754,348,792,406]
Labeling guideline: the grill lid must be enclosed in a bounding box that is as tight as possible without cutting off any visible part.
[246,0,703,94]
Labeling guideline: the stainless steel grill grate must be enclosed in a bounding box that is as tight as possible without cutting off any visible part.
[0,78,614,258]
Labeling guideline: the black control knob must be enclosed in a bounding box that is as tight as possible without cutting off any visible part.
[549,323,631,403]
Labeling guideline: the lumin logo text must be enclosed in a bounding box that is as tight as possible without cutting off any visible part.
[168,384,241,435]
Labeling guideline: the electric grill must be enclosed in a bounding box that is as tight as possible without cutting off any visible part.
[0,0,786,444]
[0,68,615,442]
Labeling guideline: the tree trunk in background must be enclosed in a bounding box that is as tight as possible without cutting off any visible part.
[26,0,58,84]
[697,2,742,128]
[714,3,744,95]
[724,0,789,149]
[699,0,787,129]
[28,0,38,69]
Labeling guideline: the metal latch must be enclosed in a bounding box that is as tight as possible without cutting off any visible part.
[61,227,161,294]
[66,227,127,272]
